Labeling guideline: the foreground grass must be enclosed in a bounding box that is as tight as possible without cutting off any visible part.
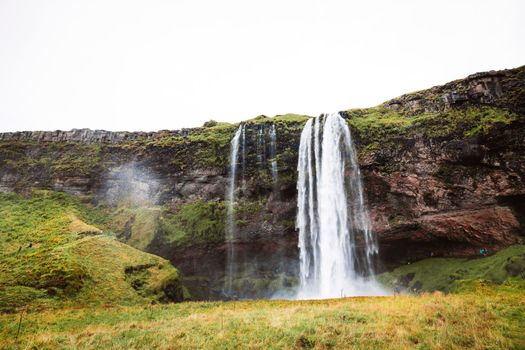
[0,281,523,350]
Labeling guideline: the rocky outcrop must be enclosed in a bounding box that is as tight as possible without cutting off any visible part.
[0,128,190,143]
[384,67,525,114]
[0,66,523,299]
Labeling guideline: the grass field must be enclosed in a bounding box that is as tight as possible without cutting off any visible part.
[0,280,524,350]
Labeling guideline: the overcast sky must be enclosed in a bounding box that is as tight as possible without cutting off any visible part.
[0,0,523,132]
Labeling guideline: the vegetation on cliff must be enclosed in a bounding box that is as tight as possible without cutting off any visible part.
[159,200,226,247]
[346,105,517,144]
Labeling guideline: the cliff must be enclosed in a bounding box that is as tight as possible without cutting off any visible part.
[0,66,524,299]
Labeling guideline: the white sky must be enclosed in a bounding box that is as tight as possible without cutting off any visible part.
[0,0,524,132]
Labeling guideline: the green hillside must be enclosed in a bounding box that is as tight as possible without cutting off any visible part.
[0,191,187,312]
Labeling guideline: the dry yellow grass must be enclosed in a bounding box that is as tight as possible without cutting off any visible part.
[68,214,102,235]
[1,281,523,350]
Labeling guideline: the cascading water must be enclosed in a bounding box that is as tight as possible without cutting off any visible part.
[296,112,383,299]
[269,123,278,186]
[224,123,244,296]
[256,126,267,170]
[241,125,246,184]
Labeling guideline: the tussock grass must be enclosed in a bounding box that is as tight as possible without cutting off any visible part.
[0,281,523,349]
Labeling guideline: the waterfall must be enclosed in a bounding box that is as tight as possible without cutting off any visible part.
[224,123,244,296]
[296,112,382,299]
[269,123,278,186]
[256,126,267,170]
[241,125,246,184]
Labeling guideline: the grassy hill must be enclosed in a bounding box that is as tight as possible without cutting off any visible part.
[0,191,187,312]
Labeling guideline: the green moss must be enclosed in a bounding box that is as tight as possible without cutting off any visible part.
[346,105,518,150]
[463,107,517,137]
[49,143,105,176]
[347,106,415,132]
[273,113,310,124]
[0,141,106,177]
[415,106,517,138]
[145,123,238,169]
[235,199,266,227]
[246,115,272,125]
[159,200,226,247]
[377,245,525,293]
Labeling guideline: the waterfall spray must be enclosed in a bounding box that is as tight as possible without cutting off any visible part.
[296,112,383,299]
[224,124,244,296]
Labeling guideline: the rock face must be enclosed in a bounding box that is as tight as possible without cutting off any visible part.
[0,66,524,299]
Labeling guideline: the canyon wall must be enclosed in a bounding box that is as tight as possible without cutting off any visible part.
[1,66,524,299]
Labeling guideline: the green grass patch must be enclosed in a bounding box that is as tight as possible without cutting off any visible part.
[378,245,525,293]
[245,113,311,126]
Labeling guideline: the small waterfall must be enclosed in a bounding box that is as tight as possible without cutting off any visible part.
[224,123,244,296]
[256,126,267,170]
[241,125,246,184]
[296,112,382,299]
[269,123,278,186]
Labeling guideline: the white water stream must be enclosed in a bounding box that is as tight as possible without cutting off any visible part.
[296,113,383,299]
[224,124,243,296]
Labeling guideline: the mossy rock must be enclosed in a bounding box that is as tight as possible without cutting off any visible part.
[505,254,525,278]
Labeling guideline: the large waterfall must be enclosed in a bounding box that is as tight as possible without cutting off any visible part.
[224,123,244,296]
[296,112,383,299]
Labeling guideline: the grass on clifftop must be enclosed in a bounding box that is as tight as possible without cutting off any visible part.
[0,191,186,312]
[0,281,523,349]
[346,105,518,145]
[246,113,310,125]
